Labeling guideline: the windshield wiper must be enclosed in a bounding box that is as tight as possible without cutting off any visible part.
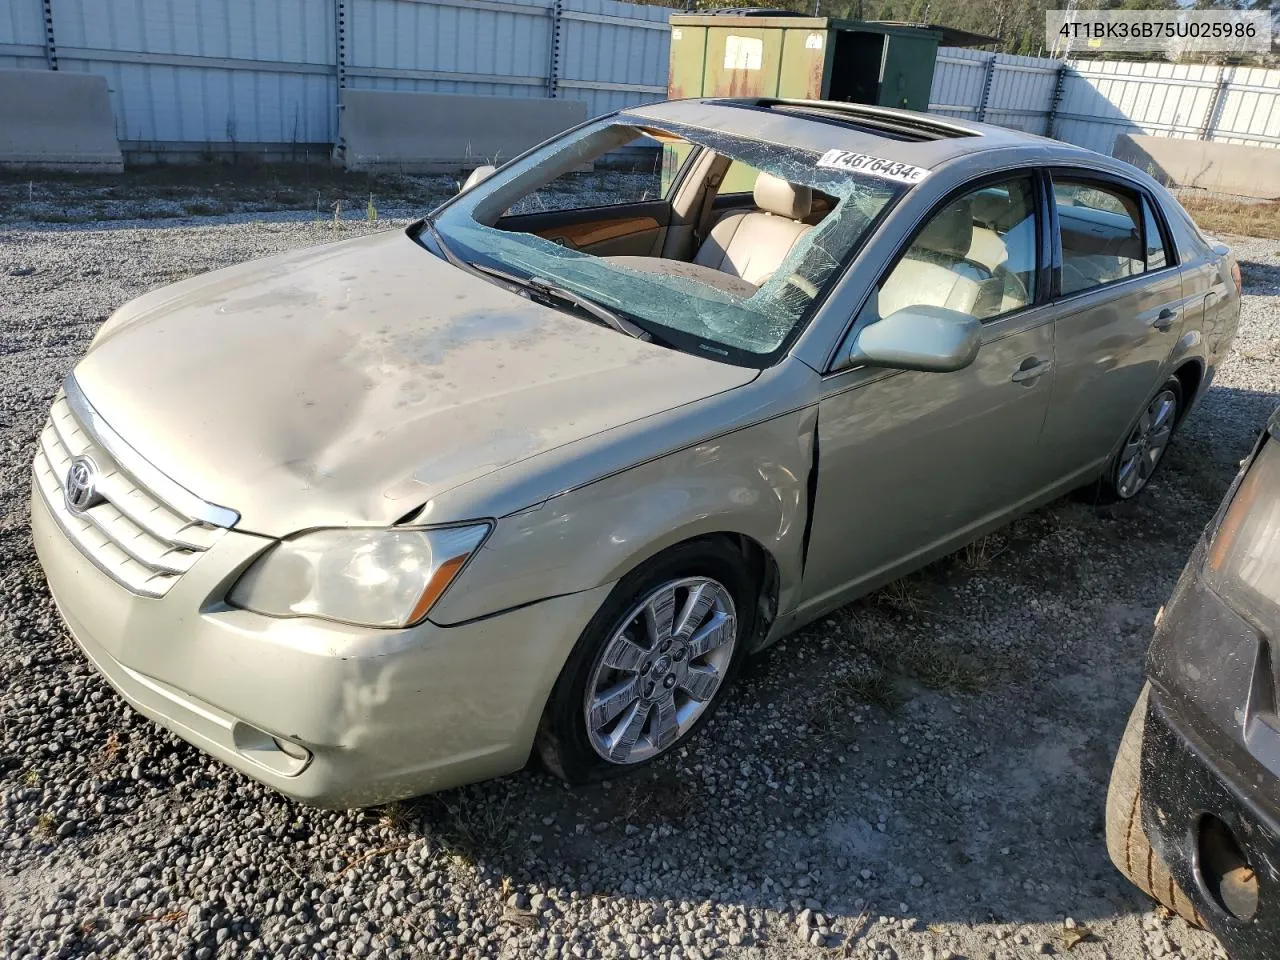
[469,263,652,342]
[422,218,466,269]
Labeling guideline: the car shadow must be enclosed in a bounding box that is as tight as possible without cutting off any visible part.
[1239,258,1280,298]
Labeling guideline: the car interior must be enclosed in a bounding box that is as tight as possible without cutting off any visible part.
[489,129,841,301]
[877,180,1037,322]
[1054,182,1148,295]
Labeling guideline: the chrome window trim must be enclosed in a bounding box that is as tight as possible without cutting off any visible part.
[1047,259,1183,308]
[63,374,240,530]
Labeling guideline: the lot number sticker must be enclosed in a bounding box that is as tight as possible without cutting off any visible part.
[816,149,931,185]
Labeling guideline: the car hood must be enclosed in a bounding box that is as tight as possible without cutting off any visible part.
[74,229,757,536]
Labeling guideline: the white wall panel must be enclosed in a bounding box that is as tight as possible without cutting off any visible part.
[0,0,49,69]
[7,7,1277,156]
[931,47,1280,154]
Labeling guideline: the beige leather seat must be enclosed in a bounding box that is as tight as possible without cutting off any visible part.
[967,191,1013,272]
[693,173,814,288]
[878,197,1002,320]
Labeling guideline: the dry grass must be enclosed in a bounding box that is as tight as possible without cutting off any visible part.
[807,665,902,732]
[1179,196,1280,240]
[958,533,1007,572]
[869,578,926,615]
[375,801,415,833]
[432,793,516,857]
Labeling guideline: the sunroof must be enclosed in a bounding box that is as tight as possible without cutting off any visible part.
[714,99,979,142]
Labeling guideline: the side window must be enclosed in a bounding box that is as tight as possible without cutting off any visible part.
[505,135,670,216]
[1142,197,1168,271]
[1054,179,1145,295]
[876,175,1038,323]
[720,159,764,196]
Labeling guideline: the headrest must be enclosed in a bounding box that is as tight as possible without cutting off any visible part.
[915,197,974,259]
[753,173,812,221]
[970,191,1010,227]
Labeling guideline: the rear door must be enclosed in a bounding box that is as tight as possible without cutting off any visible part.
[1037,172,1188,479]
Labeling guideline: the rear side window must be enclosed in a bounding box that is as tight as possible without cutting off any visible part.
[1142,197,1168,271]
[721,159,764,195]
[1054,179,1145,295]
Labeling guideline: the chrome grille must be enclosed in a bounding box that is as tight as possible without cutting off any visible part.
[33,390,228,598]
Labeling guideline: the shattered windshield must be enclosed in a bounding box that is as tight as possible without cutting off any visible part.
[429,115,904,364]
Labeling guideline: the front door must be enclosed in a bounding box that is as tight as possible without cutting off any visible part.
[798,173,1057,619]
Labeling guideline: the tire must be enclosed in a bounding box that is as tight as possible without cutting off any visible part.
[536,538,756,784]
[1105,682,1204,926]
[1094,376,1183,504]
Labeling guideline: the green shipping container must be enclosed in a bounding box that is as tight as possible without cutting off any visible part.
[661,13,991,193]
[667,14,946,113]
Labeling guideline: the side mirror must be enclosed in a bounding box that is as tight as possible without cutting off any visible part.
[459,164,496,194]
[849,305,981,373]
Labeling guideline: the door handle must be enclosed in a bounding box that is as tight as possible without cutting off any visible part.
[1152,308,1178,332]
[1011,358,1053,383]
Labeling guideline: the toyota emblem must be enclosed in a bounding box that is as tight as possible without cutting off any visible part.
[64,455,103,514]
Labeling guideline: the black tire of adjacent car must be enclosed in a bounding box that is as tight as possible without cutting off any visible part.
[1093,375,1184,505]
[1105,682,1204,927]
[535,537,757,784]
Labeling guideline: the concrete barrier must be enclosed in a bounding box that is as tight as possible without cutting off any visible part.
[339,90,588,173]
[0,69,124,173]
[1114,134,1280,201]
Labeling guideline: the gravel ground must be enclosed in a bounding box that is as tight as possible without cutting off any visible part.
[0,168,658,227]
[1,207,1278,960]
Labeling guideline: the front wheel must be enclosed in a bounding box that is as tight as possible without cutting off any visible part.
[536,539,755,783]
[1096,376,1183,504]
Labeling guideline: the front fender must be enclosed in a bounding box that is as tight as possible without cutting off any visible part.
[427,406,818,627]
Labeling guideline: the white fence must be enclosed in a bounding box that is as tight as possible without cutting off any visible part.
[929,49,1280,155]
[0,0,671,152]
[3,0,1279,162]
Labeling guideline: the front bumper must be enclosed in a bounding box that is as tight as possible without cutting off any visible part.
[32,484,611,808]
[1140,545,1280,959]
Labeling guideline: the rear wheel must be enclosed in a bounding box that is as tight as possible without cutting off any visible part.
[1095,377,1183,504]
[1105,683,1203,926]
[536,539,755,784]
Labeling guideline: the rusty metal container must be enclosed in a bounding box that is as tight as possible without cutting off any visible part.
[667,13,945,112]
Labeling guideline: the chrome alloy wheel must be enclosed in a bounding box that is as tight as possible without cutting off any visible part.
[1116,388,1178,499]
[584,577,738,764]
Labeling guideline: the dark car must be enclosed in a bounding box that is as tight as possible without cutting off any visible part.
[1107,409,1280,957]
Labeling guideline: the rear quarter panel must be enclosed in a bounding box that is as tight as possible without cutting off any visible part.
[1157,190,1241,401]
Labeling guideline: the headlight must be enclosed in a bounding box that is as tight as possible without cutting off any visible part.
[1207,435,1280,625]
[228,524,490,628]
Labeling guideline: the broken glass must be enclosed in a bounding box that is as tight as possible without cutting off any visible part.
[431,116,905,361]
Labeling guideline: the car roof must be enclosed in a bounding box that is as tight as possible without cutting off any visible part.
[624,97,1104,172]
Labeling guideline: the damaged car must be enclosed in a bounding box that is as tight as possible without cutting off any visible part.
[32,97,1240,807]
[1107,409,1279,959]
